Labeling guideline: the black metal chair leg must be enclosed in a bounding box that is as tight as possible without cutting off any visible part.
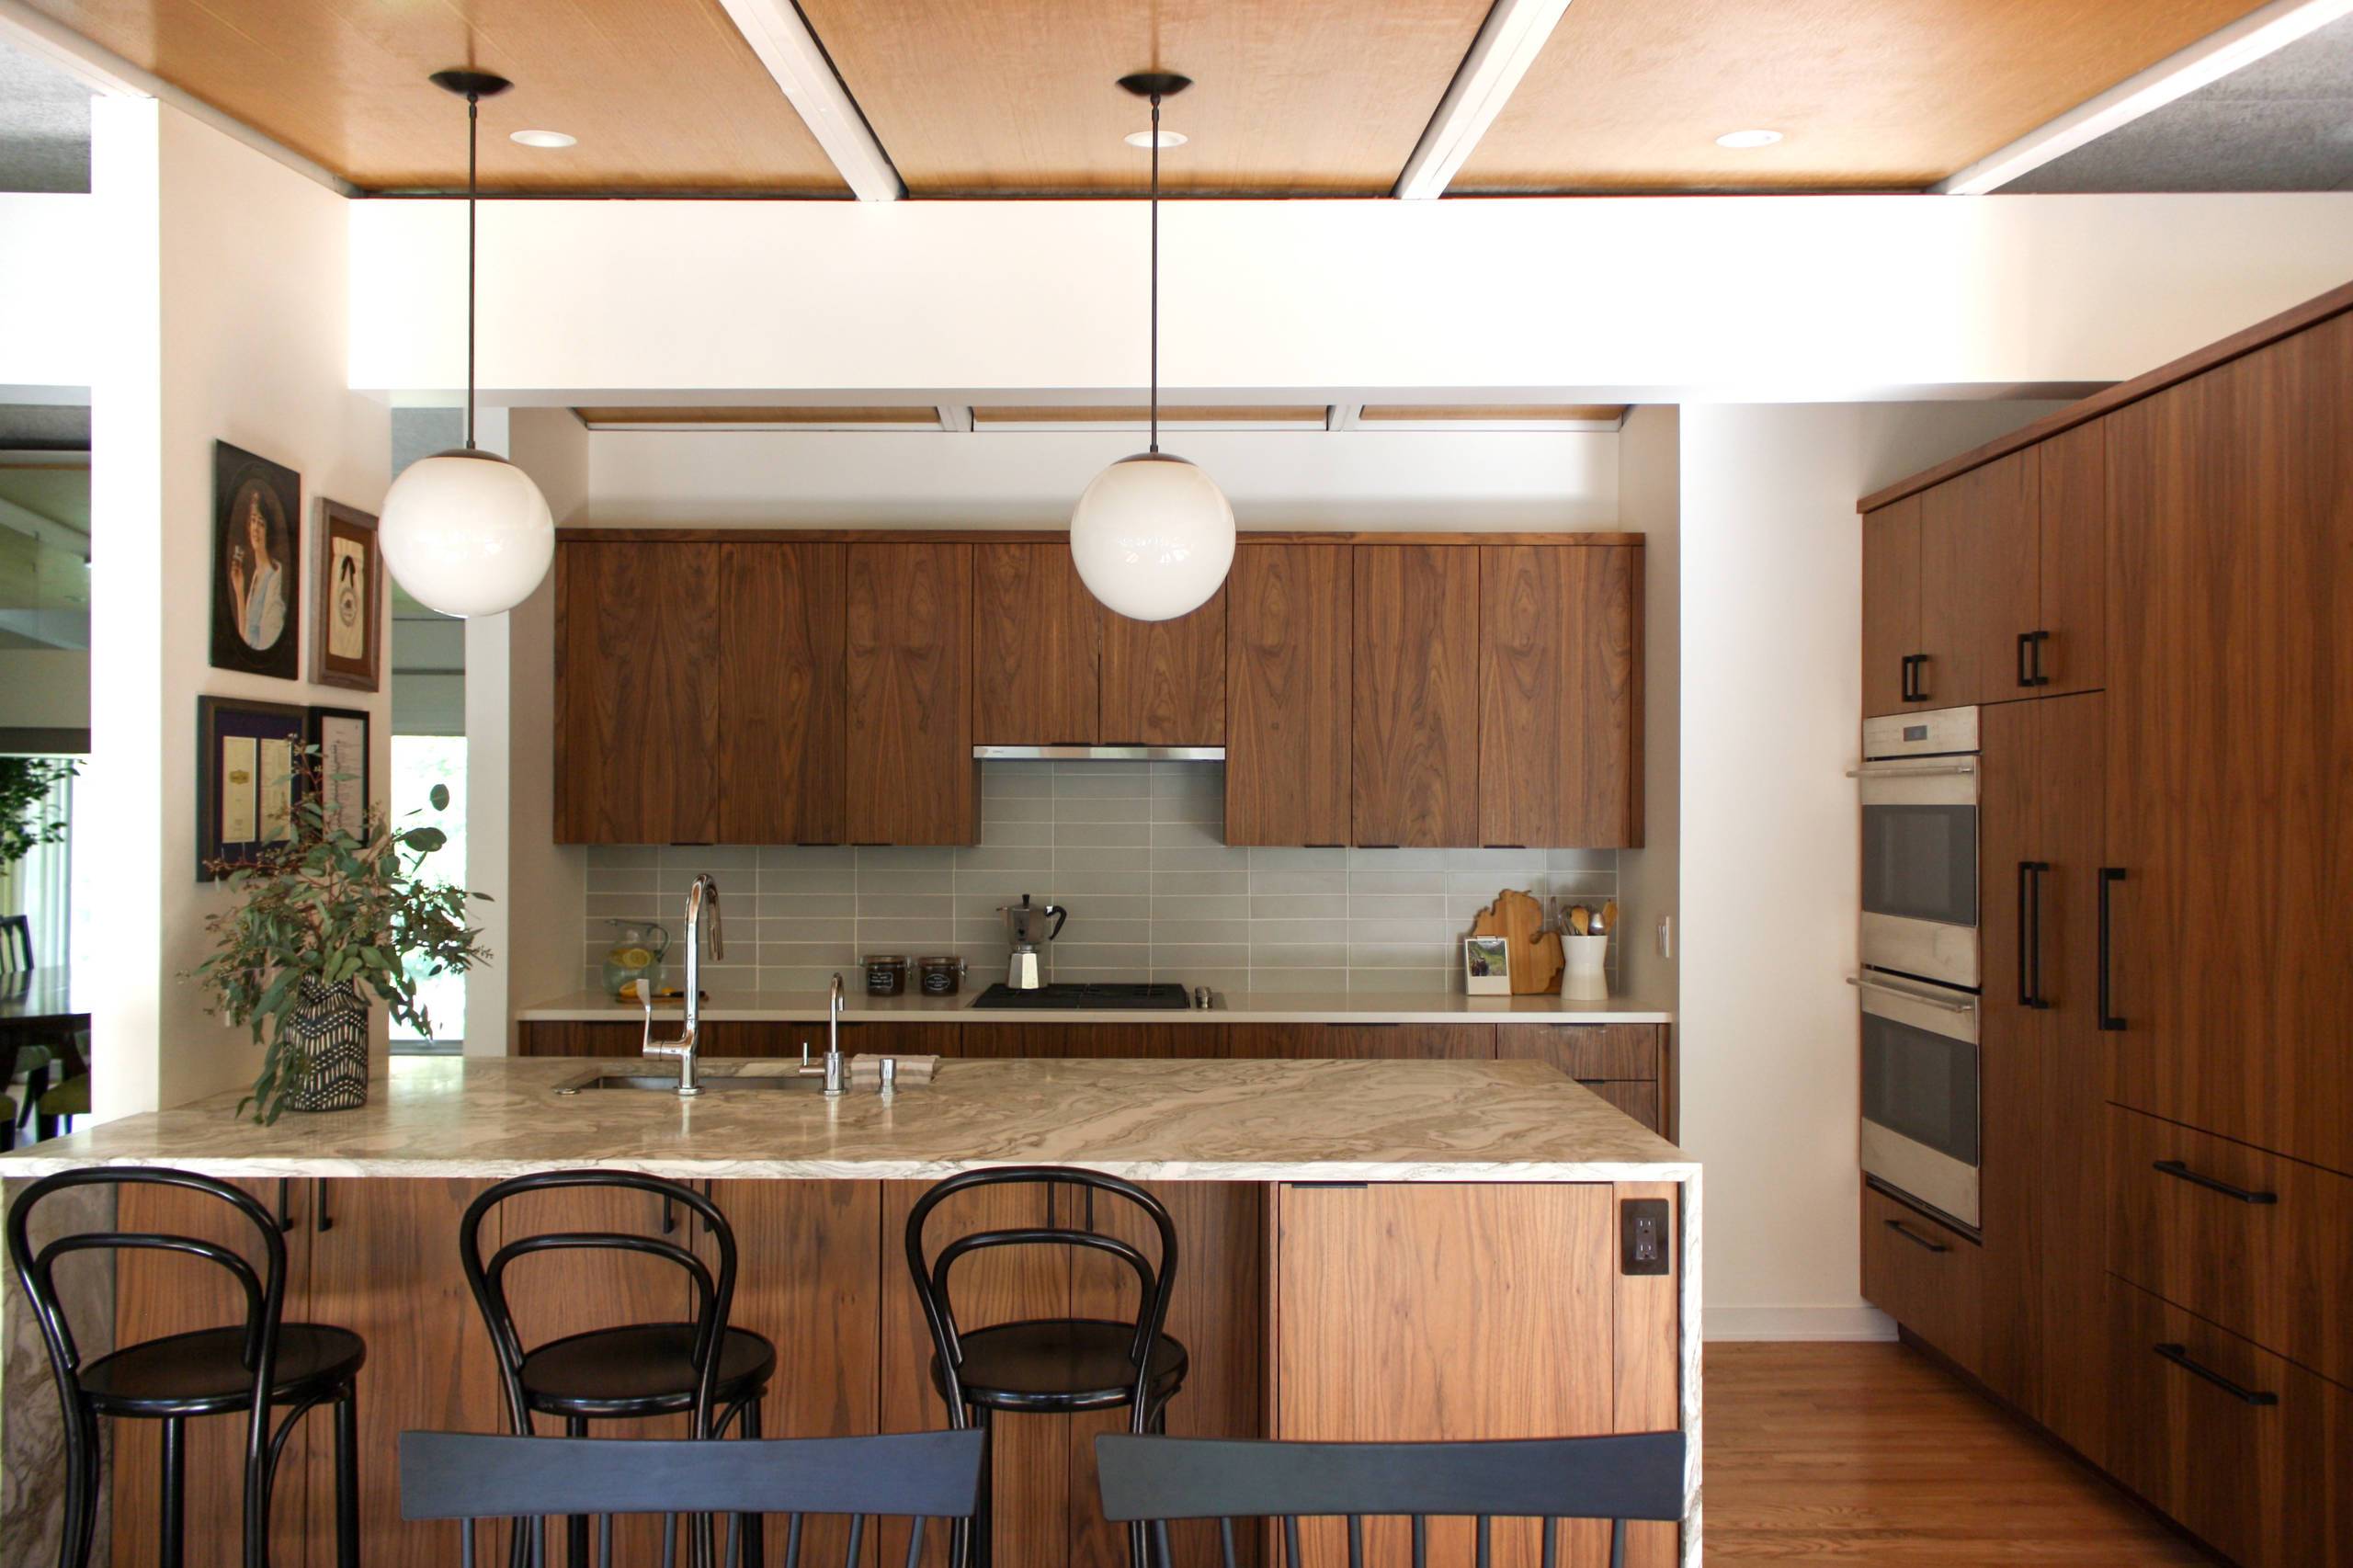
[739,1395,766,1568]
[565,1415,592,1568]
[57,1400,93,1568]
[972,1408,995,1568]
[160,1415,188,1568]
[335,1386,362,1568]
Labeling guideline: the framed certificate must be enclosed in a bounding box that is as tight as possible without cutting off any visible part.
[308,706,371,843]
[196,696,308,881]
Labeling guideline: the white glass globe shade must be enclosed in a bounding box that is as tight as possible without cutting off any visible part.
[379,449,555,618]
[1068,453,1235,621]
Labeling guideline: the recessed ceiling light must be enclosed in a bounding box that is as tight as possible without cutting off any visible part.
[1124,129,1187,149]
[1714,129,1783,150]
[510,129,576,149]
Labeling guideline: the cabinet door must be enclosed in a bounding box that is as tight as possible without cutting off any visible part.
[1859,1184,1983,1378]
[2105,314,2353,1175]
[1478,545,1641,848]
[555,540,723,843]
[847,542,977,845]
[1100,587,1227,745]
[973,542,1100,745]
[1972,699,2040,1410]
[2036,420,2106,697]
[113,1178,313,1568]
[1918,449,2039,710]
[1495,1024,1664,1134]
[719,541,847,844]
[1861,495,1923,718]
[1352,546,1479,846]
[1226,1023,1493,1059]
[1225,544,1351,846]
[303,1180,502,1568]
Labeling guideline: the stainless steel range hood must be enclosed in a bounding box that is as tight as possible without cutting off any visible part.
[974,745,1225,761]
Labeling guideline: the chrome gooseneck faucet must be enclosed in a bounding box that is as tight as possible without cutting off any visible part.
[642,874,722,1097]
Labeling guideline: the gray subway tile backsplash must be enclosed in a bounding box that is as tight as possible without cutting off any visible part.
[582,761,1616,995]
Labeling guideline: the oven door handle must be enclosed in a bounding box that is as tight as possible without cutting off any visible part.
[1846,762,1978,778]
[1847,974,1976,1013]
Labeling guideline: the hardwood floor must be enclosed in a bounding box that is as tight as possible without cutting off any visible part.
[1707,1342,2211,1564]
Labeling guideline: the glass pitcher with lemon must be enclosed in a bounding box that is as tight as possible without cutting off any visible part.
[600,918,670,1001]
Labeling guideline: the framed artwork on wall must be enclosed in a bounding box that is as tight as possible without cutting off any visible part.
[196,695,307,881]
[309,705,370,842]
[210,441,302,679]
[312,499,382,691]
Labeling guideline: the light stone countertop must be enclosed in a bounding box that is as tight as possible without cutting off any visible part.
[517,988,1673,1027]
[0,1055,1696,1183]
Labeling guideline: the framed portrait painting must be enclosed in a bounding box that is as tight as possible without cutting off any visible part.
[210,441,302,679]
[308,705,371,842]
[313,500,382,691]
[196,696,308,881]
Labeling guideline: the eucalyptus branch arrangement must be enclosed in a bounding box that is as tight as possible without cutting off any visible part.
[188,749,492,1123]
[0,756,75,868]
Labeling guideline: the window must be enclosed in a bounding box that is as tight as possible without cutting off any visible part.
[389,735,466,1051]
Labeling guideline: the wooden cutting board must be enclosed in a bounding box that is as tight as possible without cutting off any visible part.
[1470,888,1563,994]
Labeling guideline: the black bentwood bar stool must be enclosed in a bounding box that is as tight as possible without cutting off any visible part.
[905,1165,1187,1568]
[401,1428,984,1568]
[1095,1433,1689,1568]
[6,1167,367,1568]
[459,1170,778,1562]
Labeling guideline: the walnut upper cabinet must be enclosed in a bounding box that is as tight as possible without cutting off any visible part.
[1478,544,1642,848]
[1861,430,2106,715]
[1098,586,1228,746]
[555,539,724,844]
[720,541,847,844]
[972,541,1100,745]
[1225,543,1352,846]
[847,541,977,844]
[1352,544,1480,847]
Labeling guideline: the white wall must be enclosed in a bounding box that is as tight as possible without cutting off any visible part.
[87,98,391,1118]
[0,193,99,392]
[584,427,1618,529]
[350,193,2353,401]
[1677,399,2068,1340]
[1614,408,1678,1016]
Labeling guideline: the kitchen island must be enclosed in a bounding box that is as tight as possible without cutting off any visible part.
[5,1055,1699,1568]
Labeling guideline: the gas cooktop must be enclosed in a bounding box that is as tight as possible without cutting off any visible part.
[970,983,1192,1011]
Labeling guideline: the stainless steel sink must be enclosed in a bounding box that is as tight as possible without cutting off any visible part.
[554,1071,823,1096]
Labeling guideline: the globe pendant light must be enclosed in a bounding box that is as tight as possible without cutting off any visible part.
[1069,73,1234,623]
[378,70,555,619]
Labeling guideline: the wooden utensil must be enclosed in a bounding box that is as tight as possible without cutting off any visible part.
[1471,889,1563,994]
[1566,903,1592,936]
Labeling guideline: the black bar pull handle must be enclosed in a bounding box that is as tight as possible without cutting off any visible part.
[2017,861,2051,1009]
[2154,1343,2279,1406]
[2097,868,2127,1030]
[275,1177,296,1233]
[1883,1218,1949,1254]
[2016,632,2035,688]
[1909,653,1931,702]
[2028,630,2052,686]
[314,1177,333,1233]
[2153,1160,2279,1206]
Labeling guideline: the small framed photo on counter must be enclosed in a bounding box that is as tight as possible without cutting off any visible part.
[309,705,370,842]
[312,499,382,691]
[196,695,307,881]
[1464,935,1511,995]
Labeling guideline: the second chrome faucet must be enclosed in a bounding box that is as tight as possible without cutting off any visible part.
[642,873,722,1096]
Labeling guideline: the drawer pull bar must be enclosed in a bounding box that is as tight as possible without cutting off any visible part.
[2153,1160,2278,1205]
[1883,1219,1950,1254]
[2154,1343,2279,1406]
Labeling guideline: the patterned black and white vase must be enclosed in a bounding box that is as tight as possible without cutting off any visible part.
[283,976,369,1112]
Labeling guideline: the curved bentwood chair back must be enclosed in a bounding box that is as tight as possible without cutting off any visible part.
[400,1428,986,1568]
[1095,1432,1688,1568]
[459,1169,746,1437]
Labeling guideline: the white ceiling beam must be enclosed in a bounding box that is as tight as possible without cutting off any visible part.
[937,404,972,433]
[1326,403,1363,432]
[1392,0,1575,199]
[710,0,903,201]
[1937,0,2353,194]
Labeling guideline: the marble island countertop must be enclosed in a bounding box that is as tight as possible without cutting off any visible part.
[0,1055,1696,1183]
[518,988,1673,1026]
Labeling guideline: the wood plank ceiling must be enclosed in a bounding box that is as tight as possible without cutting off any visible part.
[20,0,2282,194]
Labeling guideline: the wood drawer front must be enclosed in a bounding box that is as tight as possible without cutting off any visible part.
[2107,1276,2353,1568]
[1226,1023,1494,1060]
[1495,1023,1660,1081]
[2109,1105,2353,1389]
[1860,1185,1983,1376]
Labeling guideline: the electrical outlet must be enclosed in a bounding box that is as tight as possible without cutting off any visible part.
[1620,1198,1671,1276]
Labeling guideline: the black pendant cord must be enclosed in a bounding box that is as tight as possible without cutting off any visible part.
[465,92,479,451]
[1148,92,1161,457]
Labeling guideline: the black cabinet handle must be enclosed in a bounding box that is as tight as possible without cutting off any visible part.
[661,1194,677,1235]
[274,1178,296,1233]
[1900,653,1931,703]
[314,1178,333,1233]
[2017,861,2051,1009]
[1884,1218,1949,1254]
[2097,868,2127,1030]
[2154,1343,2278,1406]
[2029,630,2052,686]
[2016,632,2034,688]
[2153,1160,2278,1206]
